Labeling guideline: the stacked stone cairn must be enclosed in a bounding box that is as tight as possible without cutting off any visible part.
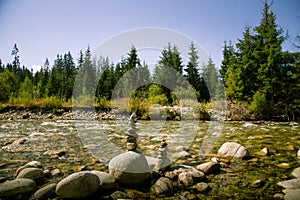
[126,112,139,151]
[154,140,171,174]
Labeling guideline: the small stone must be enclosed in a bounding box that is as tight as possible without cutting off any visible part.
[196,162,220,175]
[252,179,264,188]
[194,182,209,193]
[277,163,291,169]
[110,191,129,200]
[150,177,173,196]
[211,157,220,163]
[217,142,248,159]
[273,193,284,199]
[125,189,149,199]
[50,168,61,177]
[175,146,188,152]
[257,147,269,156]
[16,168,44,182]
[32,183,57,200]
[177,151,190,158]
[297,150,300,158]
[178,172,194,186]
[292,167,300,178]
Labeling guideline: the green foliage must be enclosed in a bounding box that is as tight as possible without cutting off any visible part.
[0,70,18,101]
[249,91,269,119]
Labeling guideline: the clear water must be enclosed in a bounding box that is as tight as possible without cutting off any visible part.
[0,120,299,199]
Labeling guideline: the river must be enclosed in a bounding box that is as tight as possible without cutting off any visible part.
[0,120,299,199]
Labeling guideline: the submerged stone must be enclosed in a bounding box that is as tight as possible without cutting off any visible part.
[0,178,36,198]
[217,142,248,159]
[32,183,57,199]
[150,177,173,196]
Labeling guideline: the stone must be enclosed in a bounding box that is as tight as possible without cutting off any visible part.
[252,179,264,188]
[145,156,159,170]
[297,150,300,157]
[55,171,100,199]
[150,177,173,196]
[0,178,36,198]
[125,189,150,199]
[16,161,43,175]
[292,167,300,178]
[257,147,269,156]
[110,191,129,200]
[108,151,151,186]
[282,189,300,200]
[193,182,209,193]
[16,168,44,182]
[217,142,248,159]
[50,168,61,176]
[278,178,300,189]
[277,163,291,169]
[178,172,194,186]
[211,157,220,163]
[273,193,284,199]
[177,151,190,158]
[31,183,57,200]
[175,146,188,152]
[91,170,117,190]
[196,162,220,175]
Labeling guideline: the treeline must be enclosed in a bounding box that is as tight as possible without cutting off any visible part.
[220,2,300,121]
[0,2,299,121]
[0,42,220,111]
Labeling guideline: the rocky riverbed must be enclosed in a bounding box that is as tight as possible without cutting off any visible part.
[0,120,300,199]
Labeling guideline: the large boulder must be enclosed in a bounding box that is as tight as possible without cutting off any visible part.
[0,178,36,198]
[217,142,248,159]
[283,189,300,200]
[292,167,300,178]
[109,151,151,185]
[55,171,100,199]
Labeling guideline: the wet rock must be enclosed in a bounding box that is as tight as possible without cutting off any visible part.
[282,189,300,200]
[196,162,220,175]
[178,172,194,186]
[193,182,209,193]
[217,142,248,159]
[292,167,300,178]
[50,168,61,177]
[211,157,220,163]
[175,146,188,152]
[55,171,100,199]
[277,163,291,169]
[145,156,159,170]
[297,150,300,158]
[278,178,300,189]
[150,177,173,196]
[0,178,36,198]
[257,147,269,156]
[177,151,190,158]
[31,183,57,200]
[108,151,151,186]
[273,193,284,199]
[252,179,264,188]
[16,161,42,175]
[110,191,129,200]
[91,170,117,190]
[16,168,44,182]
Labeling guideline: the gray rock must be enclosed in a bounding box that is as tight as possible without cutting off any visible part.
[0,178,36,198]
[174,165,205,182]
[175,146,188,152]
[151,177,173,196]
[109,151,151,185]
[282,189,300,200]
[196,162,220,174]
[110,191,129,200]
[31,183,57,200]
[278,178,300,189]
[178,172,194,186]
[145,156,159,170]
[55,171,100,199]
[292,167,300,178]
[217,142,248,159]
[16,168,44,182]
[16,161,42,175]
[177,151,190,158]
[91,170,117,190]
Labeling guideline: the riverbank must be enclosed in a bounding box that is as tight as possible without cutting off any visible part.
[0,102,294,121]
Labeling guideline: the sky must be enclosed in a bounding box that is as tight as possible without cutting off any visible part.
[0,0,299,73]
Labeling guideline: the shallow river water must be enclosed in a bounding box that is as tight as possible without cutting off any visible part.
[0,119,299,199]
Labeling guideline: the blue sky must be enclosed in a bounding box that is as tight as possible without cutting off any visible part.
[0,0,299,72]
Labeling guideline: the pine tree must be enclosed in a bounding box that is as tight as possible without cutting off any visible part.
[202,57,220,100]
[184,42,201,100]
